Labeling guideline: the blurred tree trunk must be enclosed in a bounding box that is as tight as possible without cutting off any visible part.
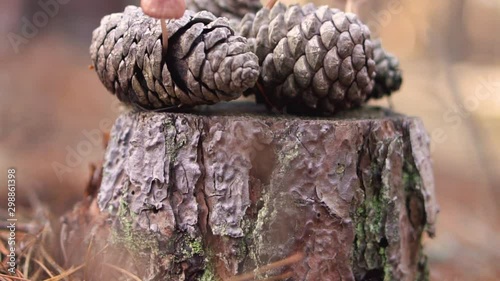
[444,0,466,61]
[0,1,23,56]
[22,0,132,44]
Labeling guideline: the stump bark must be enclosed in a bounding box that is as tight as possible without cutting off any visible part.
[64,106,438,281]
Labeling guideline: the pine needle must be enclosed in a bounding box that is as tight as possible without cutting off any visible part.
[345,0,353,13]
[22,245,34,279]
[39,246,66,277]
[0,274,31,281]
[266,0,278,9]
[228,252,304,281]
[33,259,55,278]
[260,271,294,281]
[43,264,85,281]
[103,263,142,281]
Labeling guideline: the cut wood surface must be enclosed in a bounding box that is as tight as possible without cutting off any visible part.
[63,105,438,281]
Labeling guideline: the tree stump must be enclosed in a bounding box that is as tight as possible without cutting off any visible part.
[63,105,438,281]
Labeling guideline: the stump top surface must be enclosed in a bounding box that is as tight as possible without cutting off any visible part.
[131,103,408,122]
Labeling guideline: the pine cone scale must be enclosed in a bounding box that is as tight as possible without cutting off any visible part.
[300,16,321,41]
[305,35,327,72]
[273,39,295,79]
[294,56,313,88]
[175,22,205,59]
[286,26,306,60]
[187,43,206,77]
[312,68,329,97]
[283,6,303,30]
[319,21,338,49]
[371,39,403,98]
[323,47,340,81]
[186,0,262,24]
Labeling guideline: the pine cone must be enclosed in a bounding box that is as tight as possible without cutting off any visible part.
[371,39,402,98]
[239,3,377,115]
[186,0,262,21]
[90,6,260,110]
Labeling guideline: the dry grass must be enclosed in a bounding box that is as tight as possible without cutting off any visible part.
[0,201,74,280]
[0,156,141,281]
[0,200,144,281]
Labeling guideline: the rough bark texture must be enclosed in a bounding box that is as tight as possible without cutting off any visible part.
[64,106,438,281]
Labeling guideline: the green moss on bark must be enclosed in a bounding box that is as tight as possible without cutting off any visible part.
[200,262,218,281]
[415,249,430,281]
[110,198,160,256]
[180,237,205,260]
[164,117,187,163]
[353,143,428,280]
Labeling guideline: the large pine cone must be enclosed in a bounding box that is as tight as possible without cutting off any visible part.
[372,39,402,98]
[240,3,377,114]
[90,6,260,110]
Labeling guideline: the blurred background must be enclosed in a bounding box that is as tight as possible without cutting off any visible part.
[0,0,498,280]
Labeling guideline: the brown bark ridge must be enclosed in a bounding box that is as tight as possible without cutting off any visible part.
[64,105,438,281]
